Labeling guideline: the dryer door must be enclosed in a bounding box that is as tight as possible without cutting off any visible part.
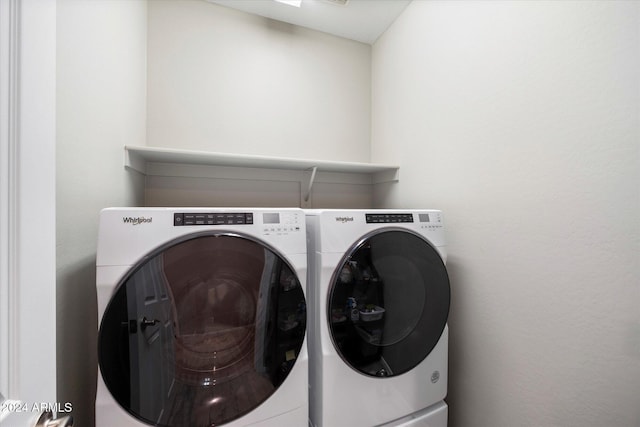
[98,233,306,427]
[328,229,449,377]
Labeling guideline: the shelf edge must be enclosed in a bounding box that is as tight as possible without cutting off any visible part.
[124,145,399,177]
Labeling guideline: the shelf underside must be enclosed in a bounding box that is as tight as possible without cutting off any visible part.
[125,145,399,178]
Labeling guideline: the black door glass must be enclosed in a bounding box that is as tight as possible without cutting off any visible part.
[99,234,306,427]
[328,230,449,377]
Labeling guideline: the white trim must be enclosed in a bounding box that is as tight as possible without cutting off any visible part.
[0,0,20,399]
[0,0,56,405]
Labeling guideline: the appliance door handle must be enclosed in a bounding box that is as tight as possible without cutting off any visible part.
[140,316,160,331]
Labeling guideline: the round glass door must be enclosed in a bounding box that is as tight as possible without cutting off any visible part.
[99,233,306,427]
[328,229,449,377]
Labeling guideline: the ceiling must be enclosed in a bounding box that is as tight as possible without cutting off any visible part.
[206,0,412,44]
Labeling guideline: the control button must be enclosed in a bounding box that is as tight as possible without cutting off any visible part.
[174,213,184,226]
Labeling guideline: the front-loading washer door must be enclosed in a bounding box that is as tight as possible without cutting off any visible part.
[98,233,306,427]
[328,229,450,377]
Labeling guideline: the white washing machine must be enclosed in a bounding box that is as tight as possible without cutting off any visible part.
[96,208,308,427]
[305,209,450,427]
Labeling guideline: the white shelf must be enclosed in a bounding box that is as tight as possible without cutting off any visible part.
[124,145,399,206]
[125,145,399,177]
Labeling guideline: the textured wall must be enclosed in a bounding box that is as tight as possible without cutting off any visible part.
[372,1,640,426]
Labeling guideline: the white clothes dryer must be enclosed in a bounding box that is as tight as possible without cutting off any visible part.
[96,208,308,427]
[305,210,450,427]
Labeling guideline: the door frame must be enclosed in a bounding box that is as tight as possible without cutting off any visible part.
[0,0,56,408]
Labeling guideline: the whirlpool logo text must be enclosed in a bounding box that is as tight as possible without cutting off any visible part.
[122,217,153,225]
[335,216,354,223]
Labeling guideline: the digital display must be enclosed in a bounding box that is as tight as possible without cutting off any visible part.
[263,213,280,224]
[419,214,431,223]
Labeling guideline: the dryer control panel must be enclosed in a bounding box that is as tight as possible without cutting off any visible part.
[365,212,443,224]
[366,213,414,223]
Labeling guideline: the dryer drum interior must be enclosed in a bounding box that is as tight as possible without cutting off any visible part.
[328,229,450,377]
[99,233,307,427]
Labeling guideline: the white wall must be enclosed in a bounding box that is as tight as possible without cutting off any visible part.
[56,1,147,425]
[146,0,371,162]
[372,1,640,426]
[144,0,375,208]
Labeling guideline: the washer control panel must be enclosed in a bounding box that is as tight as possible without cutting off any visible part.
[172,211,303,235]
[174,212,254,226]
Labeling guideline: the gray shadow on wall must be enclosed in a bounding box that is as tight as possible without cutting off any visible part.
[56,256,97,427]
[443,254,473,427]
